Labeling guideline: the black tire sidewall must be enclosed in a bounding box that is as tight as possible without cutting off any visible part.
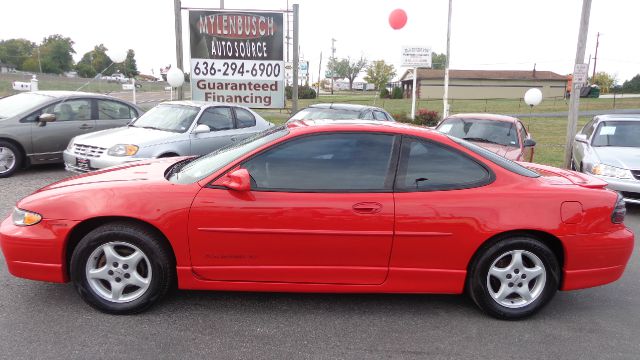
[0,141,22,178]
[469,237,560,320]
[70,224,172,314]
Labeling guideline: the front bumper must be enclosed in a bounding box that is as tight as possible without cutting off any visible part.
[0,216,79,283]
[63,149,146,173]
[593,174,640,205]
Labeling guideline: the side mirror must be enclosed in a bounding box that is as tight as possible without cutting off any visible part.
[193,124,211,134]
[523,138,536,147]
[38,113,56,126]
[219,168,251,192]
[575,134,589,143]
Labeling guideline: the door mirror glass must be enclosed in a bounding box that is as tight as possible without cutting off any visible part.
[193,124,211,134]
[523,138,536,147]
[218,168,251,191]
[575,134,588,143]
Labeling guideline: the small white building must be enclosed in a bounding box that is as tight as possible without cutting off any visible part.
[0,63,16,73]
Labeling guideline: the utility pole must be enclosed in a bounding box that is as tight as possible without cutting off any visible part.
[220,0,224,8]
[563,0,592,169]
[286,0,290,63]
[591,31,600,79]
[330,38,336,95]
[37,46,42,73]
[292,4,299,113]
[443,0,453,118]
[317,51,322,98]
[173,0,184,100]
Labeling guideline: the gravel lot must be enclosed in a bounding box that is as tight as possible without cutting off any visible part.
[0,165,638,360]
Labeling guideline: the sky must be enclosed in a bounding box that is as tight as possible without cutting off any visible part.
[1,0,638,83]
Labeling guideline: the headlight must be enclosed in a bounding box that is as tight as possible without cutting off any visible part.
[12,207,42,226]
[67,138,75,151]
[107,144,139,156]
[591,163,633,179]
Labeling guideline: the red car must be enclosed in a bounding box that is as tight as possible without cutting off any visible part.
[0,121,633,319]
[436,113,536,162]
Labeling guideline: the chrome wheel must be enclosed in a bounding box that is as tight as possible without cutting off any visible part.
[0,146,16,174]
[486,249,546,309]
[85,241,152,303]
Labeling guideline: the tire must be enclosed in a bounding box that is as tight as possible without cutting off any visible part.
[0,140,22,178]
[570,157,577,171]
[70,222,175,314]
[467,237,560,320]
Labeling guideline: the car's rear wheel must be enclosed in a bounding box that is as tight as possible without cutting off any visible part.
[0,141,21,178]
[467,237,560,320]
[70,222,174,314]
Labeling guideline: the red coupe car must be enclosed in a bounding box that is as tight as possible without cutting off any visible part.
[436,113,536,162]
[0,120,633,319]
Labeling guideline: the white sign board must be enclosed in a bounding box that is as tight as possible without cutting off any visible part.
[573,63,589,85]
[401,46,432,68]
[122,84,135,90]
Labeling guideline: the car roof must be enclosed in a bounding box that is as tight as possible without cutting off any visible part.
[158,100,249,110]
[445,113,520,123]
[30,90,114,99]
[285,119,447,139]
[307,103,385,112]
[594,114,640,122]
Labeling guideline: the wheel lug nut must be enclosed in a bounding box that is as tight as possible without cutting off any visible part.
[506,274,512,279]
[518,283,523,287]
[522,274,527,279]
[124,273,130,279]
[508,282,514,287]
[113,262,118,268]
[123,264,129,270]
[514,269,519,274]
[115,277,121,283]
[108,270,114,276]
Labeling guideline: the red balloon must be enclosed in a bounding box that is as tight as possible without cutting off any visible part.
[389,9,407,30]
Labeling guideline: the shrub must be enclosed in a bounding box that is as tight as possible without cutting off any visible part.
[391,86,403,99]
[379,88,390,98]
[285,85,317,99]
[391,112,411,123]
[414,109,440,127]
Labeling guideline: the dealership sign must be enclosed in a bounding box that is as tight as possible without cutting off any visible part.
[189,11,285,108]
[401,46,432,68]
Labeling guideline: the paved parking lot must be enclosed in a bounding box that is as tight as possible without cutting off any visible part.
[0,165,638,359]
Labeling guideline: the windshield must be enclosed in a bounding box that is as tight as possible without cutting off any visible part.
[289,108,362,121]
[169,125,290,184]
[592,121,640,147]
[0,93,53,119]
[131,104,199,133]
[437,118,519,147]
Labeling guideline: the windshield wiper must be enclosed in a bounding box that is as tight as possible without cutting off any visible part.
[462,137,501,145]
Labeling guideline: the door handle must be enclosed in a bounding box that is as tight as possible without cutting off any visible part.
[79,124,93,130]
[352,202,383,214]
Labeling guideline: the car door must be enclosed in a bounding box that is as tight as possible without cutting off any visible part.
[231,107,261,141]
[190,106,236,155]
[30,98,96,161]
[392,136,495,280]
[94,99,138,131]
[188,132,399,285]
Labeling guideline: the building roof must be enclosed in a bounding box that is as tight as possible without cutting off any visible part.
[400,69,567,82]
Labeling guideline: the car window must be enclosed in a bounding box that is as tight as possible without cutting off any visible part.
[592,121,640,147]
[97,100,135,120]
[518,121,528,143]
[361,111,374,120]
[199,107,234,131]
[396,137,492,191]
[438,118,519,147]
[243,133,397,191]
[132,104,199,133]
[289,108,362,121]
[235,108,256,128]
[373,111,388,121]
[42,99,92,121]
[582,118,597,138]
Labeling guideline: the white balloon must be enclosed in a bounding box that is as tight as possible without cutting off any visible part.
[108,49,127,63]
[524,88,543,107]
[166,67,185,88]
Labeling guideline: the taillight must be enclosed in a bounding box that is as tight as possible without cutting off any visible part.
[611,193,626,224]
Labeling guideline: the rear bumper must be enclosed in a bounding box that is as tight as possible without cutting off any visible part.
[0,216,78,283]
[561,227,634,291]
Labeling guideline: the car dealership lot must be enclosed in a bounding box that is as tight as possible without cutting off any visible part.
[0,165,638,359]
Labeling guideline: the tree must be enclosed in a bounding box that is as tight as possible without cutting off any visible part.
[39,34,75,74]
[119,49,139,78]
[590,72,616,94]
[0,38,36,70]
[432,52,447,69]
[622,74,640,93]
[364,60,396,90]
[326,56,367,90]
[76,44,112,78]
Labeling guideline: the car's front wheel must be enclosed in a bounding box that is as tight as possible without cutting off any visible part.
[467,237,560,320]
[70,222,174,314]
[0,141,21,178]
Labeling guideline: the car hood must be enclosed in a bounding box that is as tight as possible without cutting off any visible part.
[72,126,182,148]
[593,147,640,170]
[468,141,521,161]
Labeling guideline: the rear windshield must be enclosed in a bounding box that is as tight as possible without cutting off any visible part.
[438,118,519,147]
[0,93,53,119]
[449,136,539,178]
[289,108,362,121]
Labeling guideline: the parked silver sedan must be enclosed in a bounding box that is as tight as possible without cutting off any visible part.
[63,101,273,173]
[572,114,640,204]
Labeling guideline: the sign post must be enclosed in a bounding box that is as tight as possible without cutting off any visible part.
[401,46,431,119]
[188,10,286,108]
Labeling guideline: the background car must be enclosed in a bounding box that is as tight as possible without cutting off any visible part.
[436,113,536,162]
[0,91,141,177]
[288,103,395,122]
[2,120,632,320]
[572,114,640,204]
[63,101,273,173]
